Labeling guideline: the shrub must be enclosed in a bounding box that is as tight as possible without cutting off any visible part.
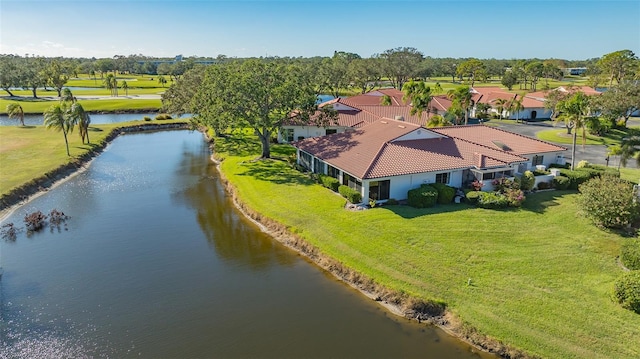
[613,271,640,314]
[492,177,519,192]
[477,192,508,209]
[519,171,535,191]
[385,198,399,205]
[430,183,456,204]
[143,116,152,121]
[504,188,525,207]
[533,169,550,176]
[559,169,592,190]
[338,185,362,204]
[537,181,552,190]
[465,191,481,204]
[552,175,570,190]
[576,160,590,169]
[575,167,603,179]
[586,164,620,178]
[549,163,571,169]
[319,174,340,192]
[621,239,640,270]
[155,113,173,121]
[469,179,483,191]
[578,176,640,228]
[407,185,439,208]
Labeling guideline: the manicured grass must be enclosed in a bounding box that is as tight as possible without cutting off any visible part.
[536,127,640,147]
[216,133,640,359]
[0,120,182,195]
[6,88,164,97]
[0,97,161,115]
[66,73,175,88]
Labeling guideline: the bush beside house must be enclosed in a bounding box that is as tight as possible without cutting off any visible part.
[407,185,439,208]
[338,185,362,204]
[430,183,456,204]
[613,271,640,314]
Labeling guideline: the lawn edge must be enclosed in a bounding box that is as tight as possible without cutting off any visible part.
[210,136,538,359]
[0,122,189,216]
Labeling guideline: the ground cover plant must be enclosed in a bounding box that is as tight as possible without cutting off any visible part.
[215,133,640,359]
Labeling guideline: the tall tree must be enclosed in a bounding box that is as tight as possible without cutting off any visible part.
[377,47,424,90]
[347,58,382,94]
[494,98,508,119]
[556,92,591,169]
[121,80,129,96]
[447,86,473,125]
[69,102,91,144]
[0,55,19,96]
[593,81,640,127]
[319,54,350,98]
[525,61,544,91]
[456,58,486,87]
[501,70,518,90]
[47,59,71,97]
[195,59,336,158]
[6,103,25,126]
[597,50,638,86]
[509,97,525,123]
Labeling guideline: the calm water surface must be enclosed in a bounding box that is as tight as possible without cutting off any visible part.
[0,131,492,358]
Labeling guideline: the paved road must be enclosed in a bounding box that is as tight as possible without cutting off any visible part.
[484,119,639,169]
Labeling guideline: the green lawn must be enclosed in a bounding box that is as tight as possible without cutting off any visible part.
[0,120,183,195]
[536,127,640,147]
[0,97,162,115]
[215,134,640,359]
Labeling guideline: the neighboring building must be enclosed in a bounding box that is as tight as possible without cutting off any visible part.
[293,118,566,203]
[278,88,433,143]
[470,87,518,119]
[507,86,602,121]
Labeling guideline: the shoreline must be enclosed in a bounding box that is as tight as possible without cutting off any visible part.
[1,127,529,359]
[0,122,189,220]
[205,138,531,359]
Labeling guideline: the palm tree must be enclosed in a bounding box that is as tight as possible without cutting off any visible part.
[402,80,433,117]
[121,80,129,96]
[555,92,591,169]
[61,88,74,103]
[43,104,76,156]
[380,94,392,106]
[158,75,167,88]
[509,97,525,123]
[620,137,640,169]
[6,103,25,126]
[494,98,508,119]
[104,74,114,96]
[447,86,473,125]
[426,114,453,128]
[68,102,91,144]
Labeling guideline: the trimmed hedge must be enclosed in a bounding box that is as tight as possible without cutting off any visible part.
[407,184,439,208]
[613,271,640,314]
[537,181,552,190]
[552,175,570,190]
[622,239,640,270]
[558,169,592,190]
[318,174,340,192]
[465,191,481,204]
[520,171,535,191]
[338,185,362,204]
[430,183,456,204]
[585,164,621,178]
[549,163,571,169]
[477,191,509,209]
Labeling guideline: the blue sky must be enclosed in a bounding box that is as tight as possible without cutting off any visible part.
[1,0,638,60]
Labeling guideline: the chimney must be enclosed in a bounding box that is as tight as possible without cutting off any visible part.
[394,115,404,122]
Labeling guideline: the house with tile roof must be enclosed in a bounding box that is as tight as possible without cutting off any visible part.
[507,86,602,121]
[293,118,566,203]
[278,88,434,143]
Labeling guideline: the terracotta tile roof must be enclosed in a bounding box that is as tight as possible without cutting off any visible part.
[470,87,518,105]
[520,95,546,108]
[429,95,453,112]
[341,88,408,107]
[365,137,527,179]
[358,105,429,126]
[432,125,567,155]
[294,120,537,180]
[294,119,420,178]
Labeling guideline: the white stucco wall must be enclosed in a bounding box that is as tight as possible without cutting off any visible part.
[362,170,465,201]
[279,125,348,143]
[521,151,566,168]
[507,108,553,120]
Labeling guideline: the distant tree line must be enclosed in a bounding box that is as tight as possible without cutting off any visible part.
[2,49,637,99]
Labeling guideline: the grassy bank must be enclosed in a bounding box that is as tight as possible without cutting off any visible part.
[215,134,640,359]
[0,97,161,115]
[536,127,640,147]
[0,120,184,196]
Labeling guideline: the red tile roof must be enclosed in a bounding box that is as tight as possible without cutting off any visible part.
[294,120,545,180]
[340,88,408,107]
[431,125,567,155]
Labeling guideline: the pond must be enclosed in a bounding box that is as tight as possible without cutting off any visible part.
[0,113,170,126]
[0,130,492,358]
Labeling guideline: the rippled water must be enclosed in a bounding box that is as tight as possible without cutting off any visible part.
[0,130,492,358]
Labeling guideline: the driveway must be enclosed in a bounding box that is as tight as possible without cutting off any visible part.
[480,119,637,169]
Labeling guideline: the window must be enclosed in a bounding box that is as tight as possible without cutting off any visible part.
[532,155,544,166]
[482,170,513,181]
[313,158,324,174]
[435,172,450,184]
[283,129,294,142]
[343,173,362,192]
[299,151,312,170]
[327,165,339,179]
[368,180,390,200]
[325,129,337,135]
